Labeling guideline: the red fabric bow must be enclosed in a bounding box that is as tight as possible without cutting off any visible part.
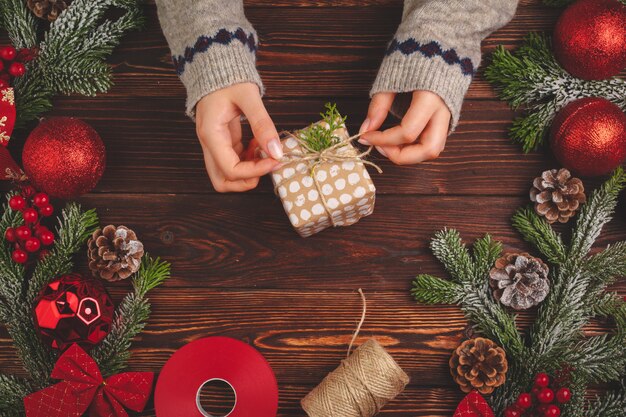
[0,87,25,181]
[24,344,154,417]
[454,391,495,417]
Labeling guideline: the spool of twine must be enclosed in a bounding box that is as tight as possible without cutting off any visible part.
[301,290,409,417]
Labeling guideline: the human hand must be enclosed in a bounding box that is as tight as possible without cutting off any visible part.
[195,83,283,192]
[358,91,451,165]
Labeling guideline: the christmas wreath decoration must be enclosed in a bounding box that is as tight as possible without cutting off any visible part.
[412,168,626,416]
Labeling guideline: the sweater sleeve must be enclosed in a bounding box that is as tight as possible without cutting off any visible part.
[371,0,519,129]
[155,0,262,118]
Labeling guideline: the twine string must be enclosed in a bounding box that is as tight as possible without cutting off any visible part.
[273,130,382,227]
[300,289,410,417]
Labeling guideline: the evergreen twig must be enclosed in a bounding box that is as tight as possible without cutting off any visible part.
[485,33,626,152]
[0,374,33,416]
[299,102,347,152]
[91,254,170,376]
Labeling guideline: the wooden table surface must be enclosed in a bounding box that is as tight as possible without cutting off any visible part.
[1,1,625,416]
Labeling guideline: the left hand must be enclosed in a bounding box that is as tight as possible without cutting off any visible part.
[358,91,451,165]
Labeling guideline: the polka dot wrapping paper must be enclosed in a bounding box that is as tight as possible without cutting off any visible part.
[271,124,376,238]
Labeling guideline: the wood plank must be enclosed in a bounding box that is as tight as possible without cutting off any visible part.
[8,98,552,196]
[1,290,622,385]
[26,193,626,291]
[104,3,561,100]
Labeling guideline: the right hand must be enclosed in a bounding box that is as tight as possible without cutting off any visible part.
[195,83,283,192]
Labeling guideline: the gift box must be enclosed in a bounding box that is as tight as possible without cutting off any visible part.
[270,115,377,237]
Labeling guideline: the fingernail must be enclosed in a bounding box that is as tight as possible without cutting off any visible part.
[358,138,371,146]
[375,146,388,157]
[268,138,284,160]
[359,118,370,134]
[271,162,285,172]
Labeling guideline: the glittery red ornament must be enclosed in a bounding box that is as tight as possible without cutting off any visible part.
[553,0,626,80]
[550,98,626,177]
[33,273,114,351]
[22,118,106,199]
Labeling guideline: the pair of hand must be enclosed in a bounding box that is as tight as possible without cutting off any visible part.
[195,82,451,192]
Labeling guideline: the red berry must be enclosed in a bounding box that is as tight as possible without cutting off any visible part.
[39,204,54,217]
[544,404,561,417]
[33,192,49,208]
[516,392,532,409]
[39,229,54,246]
[9,195,26,211]
[15,225,31,240]
[24,237,40,252]
[556,388,571,404]
[0,46,16,61]
[0,78,8,89]
[537,388,555,404]
[0,60,4,72]
[22,208,38,223]
[535,373,550,388]
[12,249,27,263]
[504,407,522,417]
[4,227,15,242]
[8,62,25,77]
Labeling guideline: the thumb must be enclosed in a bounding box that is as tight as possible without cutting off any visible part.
[237,94,283,160]
[360,92,395,135]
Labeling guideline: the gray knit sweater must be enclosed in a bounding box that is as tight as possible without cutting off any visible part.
[156,1,518,128]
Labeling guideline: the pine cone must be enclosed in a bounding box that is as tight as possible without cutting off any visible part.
[449,337,508,395]
[87,225,144,282]
[489,253,549,310]
[530,168,585,224]
[27,0,71,22]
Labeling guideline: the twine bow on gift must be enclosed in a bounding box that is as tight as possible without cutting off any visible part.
[24,344,154,417]
[274,130,382,226]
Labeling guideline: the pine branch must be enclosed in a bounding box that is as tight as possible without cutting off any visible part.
[511,207,567,264]
[91,255,170,376]
[485,33,626,152]
[299,103,348,152]
[584,242,626,300]
[0,0,38,49]
[27,203,98,303]
[430,229,474,284]
[0,373,32,415]
[411,274,464,304]
[565,334,626,383]
[471,234,502,285]
[570,168,626,260]
[586,390,626,417]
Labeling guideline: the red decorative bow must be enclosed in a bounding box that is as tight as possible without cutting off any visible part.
[454,391,495,417]
[24,344,154,417]
[0,87,24,181]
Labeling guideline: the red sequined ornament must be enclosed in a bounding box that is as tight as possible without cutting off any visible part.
[553,0,626,80]
[33,273,114,351]
[550,98,626,177]
[22,118,106,199]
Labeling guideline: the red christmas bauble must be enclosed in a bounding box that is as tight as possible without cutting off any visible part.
[22,118,106,199]
[553,0,626,80]
[33,273,114,351]
[550,98,626,177]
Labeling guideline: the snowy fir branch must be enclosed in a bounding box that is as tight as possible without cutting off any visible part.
[91,254,170,376]
[0,0,143,128]
[411,169,626,414]
[485,33,626,152]
[0,374,33,416]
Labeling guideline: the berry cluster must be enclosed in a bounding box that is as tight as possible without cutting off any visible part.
[0,45,33,89]
[4,187,55,264]
[505,373,571,417]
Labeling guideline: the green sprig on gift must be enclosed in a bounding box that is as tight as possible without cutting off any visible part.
[411,168,626,416]
[299,102,348,152]
[485,33,626,153]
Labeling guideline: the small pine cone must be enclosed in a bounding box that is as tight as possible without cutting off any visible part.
[449,337,508,395]
[87,225,144,282]
[530,168,585,224]
[26,0,71,22]
[489,253,549,310]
